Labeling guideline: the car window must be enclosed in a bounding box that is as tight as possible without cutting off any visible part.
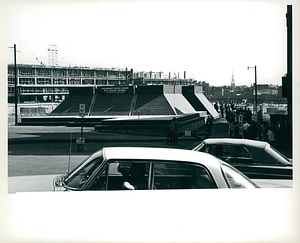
[153,162,217,189]
[214,145,236,162]
[210,145,229,160]
[198,144,209,153]
[268,145,291,165]
[221,163,257,188]
[88,160,151,190]
[65,156,103,189]
[88,160,217,190]
[209,145,254,165]
[234,146,251,158]
[233,146,254,164]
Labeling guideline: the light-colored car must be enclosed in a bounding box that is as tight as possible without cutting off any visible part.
[192,138,292,180]
[54,147,259,190]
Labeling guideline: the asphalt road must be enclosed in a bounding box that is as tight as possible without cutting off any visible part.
[7,116,212,176]
[8,138,203,176]
[7,116,292,177]
[7,117,294,192]
[7,117,211,192]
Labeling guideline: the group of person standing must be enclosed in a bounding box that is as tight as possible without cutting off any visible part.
[166,101,289,149]
[263,118,288,147]
[242,118,288,147]
[224,102,288,148]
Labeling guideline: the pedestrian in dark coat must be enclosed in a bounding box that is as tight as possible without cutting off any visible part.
[233,121,240,138]
[249,121,258,140]
[206,115,213,138]
[220,103,224,117]
[166,117,178,145]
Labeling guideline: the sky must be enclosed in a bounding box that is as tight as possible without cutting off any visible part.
[0,0,297,86]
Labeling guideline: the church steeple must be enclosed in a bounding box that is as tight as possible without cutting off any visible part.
[231,70,235,91]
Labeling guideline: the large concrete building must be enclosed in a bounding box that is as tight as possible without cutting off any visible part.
[7,64,196,104]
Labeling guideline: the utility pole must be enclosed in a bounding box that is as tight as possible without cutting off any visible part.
[282,5,292,151]
[254,65,257,115]
[247,65,257,114]
[76,104,86,152]
[14,44,18,126]
[286,5,292,131]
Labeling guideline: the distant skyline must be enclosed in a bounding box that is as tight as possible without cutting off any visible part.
[0,0,295,87]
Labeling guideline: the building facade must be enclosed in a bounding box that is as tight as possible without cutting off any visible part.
[8,64,195,103]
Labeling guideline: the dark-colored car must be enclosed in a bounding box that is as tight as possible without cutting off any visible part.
[54,147,259,191]
[192,138,292,180]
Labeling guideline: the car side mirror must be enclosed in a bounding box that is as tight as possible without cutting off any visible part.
[53,175,64,188]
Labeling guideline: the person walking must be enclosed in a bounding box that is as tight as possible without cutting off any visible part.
[166,117,178,145]
[206,115,213,138]
[242,119,251,139]
[214,102,219,114]
[228,121,234,137]
[233,121,240,138]
[220,103,224,117]
[249,120,258,140]
[267,123,276,147]
[260,120,268,141]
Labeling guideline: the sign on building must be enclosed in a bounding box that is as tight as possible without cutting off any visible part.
[79,104,85,117]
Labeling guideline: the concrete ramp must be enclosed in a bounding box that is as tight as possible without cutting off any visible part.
[164,94,196,114]
[195,93,219,119]
[134,85,175,115]
[163,85,196,115]
[182,86,219,119]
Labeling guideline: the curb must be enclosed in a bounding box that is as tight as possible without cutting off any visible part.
[8,135,203,145]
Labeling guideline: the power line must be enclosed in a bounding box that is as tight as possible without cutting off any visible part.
[8,47,78,66]
[8,47,126,70]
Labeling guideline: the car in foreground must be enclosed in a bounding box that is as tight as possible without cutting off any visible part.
[54,147,259,191]
[192,138,292,180]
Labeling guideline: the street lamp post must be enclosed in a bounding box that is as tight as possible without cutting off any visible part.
[14,44,18,126]
[247,65,257,114]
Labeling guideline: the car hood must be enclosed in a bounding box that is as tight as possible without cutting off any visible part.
[252,179,292,188]
[8,174,63,193]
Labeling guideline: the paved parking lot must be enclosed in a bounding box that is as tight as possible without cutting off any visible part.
[7,116,292,177]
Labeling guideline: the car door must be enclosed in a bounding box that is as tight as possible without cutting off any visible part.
[86,159,217,190]
[231,145,255,165]
[152,161,217,189]
[227,146,285,179]
[207,144,263,179]
[86,160,151,190]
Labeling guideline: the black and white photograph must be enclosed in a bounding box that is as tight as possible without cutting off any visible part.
[1,0,299,242]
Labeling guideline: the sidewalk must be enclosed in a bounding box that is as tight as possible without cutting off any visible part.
[192,117,229,139]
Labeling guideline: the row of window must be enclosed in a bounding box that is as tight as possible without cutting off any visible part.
[8,77,190,88]
[8,67,127,78]
[8,78,128,85]
[8,87,69,94]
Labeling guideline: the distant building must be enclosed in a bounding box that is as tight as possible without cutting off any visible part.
[254,84,279,95]
[7,64,197,103]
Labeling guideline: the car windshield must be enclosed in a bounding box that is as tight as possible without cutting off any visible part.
[269,145,292,165]
[220,162,258,188]
[64,151,104,189]
[193,142,205,151]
